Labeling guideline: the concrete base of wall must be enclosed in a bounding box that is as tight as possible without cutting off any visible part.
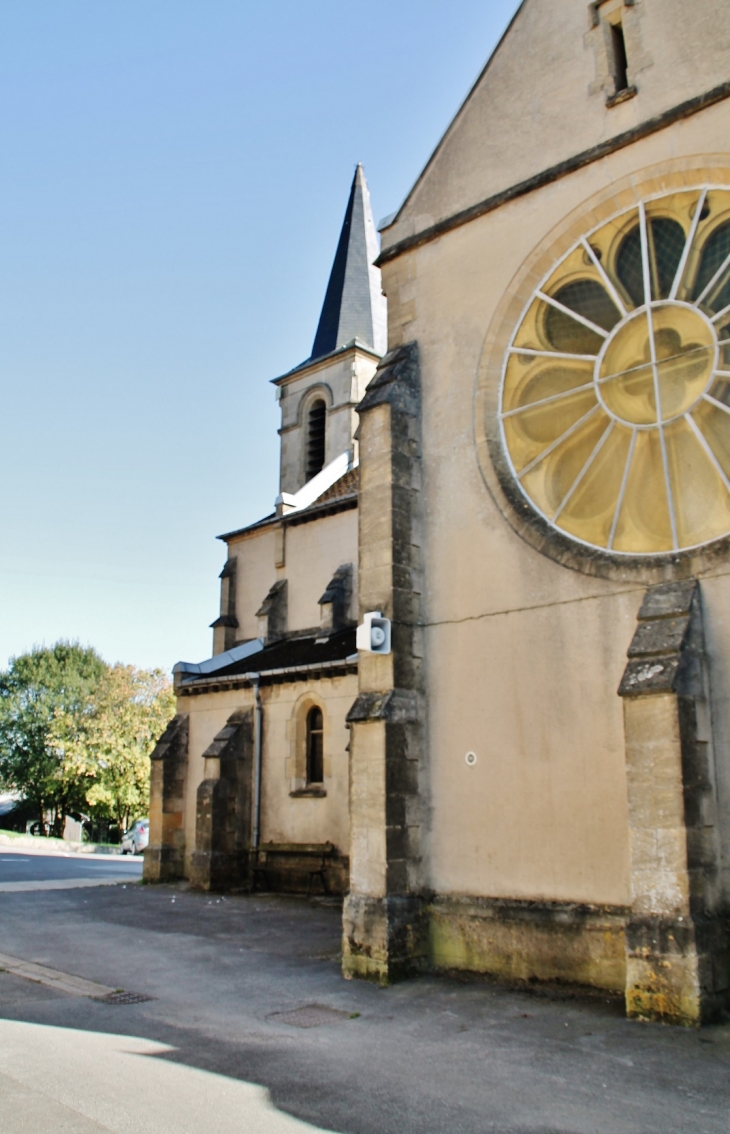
[625,914,730,1025]
[143,845,184,883]
[427,896,629,994]
[342,893,429,984]
[189,849,250,892]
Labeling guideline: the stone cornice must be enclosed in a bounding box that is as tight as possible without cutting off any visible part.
[177,654,358,696]
[271,341,381,388]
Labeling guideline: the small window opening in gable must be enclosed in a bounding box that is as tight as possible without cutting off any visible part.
[610,20,629,94]
[590,1,638,107]
[306,706,324,784]
[306,399,326,481]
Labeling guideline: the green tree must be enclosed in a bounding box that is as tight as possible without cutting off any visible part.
[0,642,108,836]
[54,665,175,832]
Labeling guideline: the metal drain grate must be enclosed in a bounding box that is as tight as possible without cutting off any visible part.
[268,1004,352,1029]
[93,991,155,1006]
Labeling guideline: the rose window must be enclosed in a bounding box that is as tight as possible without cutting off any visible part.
[500,188,730,554]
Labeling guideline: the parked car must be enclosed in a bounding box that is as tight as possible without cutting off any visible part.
[121,818,149,855]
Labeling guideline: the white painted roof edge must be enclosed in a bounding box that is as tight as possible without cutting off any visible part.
[173,637,265,676]
[274,449,356,515]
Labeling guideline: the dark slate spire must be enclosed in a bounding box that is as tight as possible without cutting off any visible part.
[310,164,387,361]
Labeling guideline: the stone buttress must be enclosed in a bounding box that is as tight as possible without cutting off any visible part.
[619,580,729,1024]
[343,342,428,982]
[144,714,189,883]
[189,709,255,892]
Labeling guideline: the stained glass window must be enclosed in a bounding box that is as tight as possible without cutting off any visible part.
[500,188,730,554]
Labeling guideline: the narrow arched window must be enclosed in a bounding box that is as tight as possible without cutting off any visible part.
[306,399,326,481]
[306,706,324,784]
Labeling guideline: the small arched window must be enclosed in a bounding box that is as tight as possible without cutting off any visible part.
[306,399,326,481]
[306,706,324,784]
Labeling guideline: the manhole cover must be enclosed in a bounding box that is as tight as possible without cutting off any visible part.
[93,991,155,1006]
[268,1004,352,1029]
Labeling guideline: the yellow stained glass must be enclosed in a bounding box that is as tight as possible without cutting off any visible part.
[612,430,674,554]
[665,417,730,548]
[502,389,598,475]
[692,398,730,479]
[520,409,609,519]
[556,425,632,547]
[499,186,730,554]
[502,354,594,414]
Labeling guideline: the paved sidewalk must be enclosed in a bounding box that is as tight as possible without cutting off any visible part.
[0,884,728,1134]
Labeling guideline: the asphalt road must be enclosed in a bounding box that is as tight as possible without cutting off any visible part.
[0,884,728,1134]
[0,850,143,884]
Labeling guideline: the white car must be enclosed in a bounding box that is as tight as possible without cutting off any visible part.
[121,818,149,855]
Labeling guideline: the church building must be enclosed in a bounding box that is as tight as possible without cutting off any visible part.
[145,164,385,895]
[147,0,730,1026]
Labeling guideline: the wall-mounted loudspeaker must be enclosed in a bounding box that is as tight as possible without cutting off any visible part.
[356,611,392,655]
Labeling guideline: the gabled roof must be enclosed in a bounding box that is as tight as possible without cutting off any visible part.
[310,164,387,361]
[380,0,730,258]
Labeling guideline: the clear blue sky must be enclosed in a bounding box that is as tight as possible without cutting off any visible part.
[1,0,519,673]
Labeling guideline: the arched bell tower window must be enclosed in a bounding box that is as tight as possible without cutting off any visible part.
[306,399,326,481]
[306,706,324,784]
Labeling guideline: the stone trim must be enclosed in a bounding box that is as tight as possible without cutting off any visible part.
[318,564,353,634]
[347,689,420,723]
[189,709,254,892]
[427,895,629,993]
[343,895,429,984]
[357,341,420,416]
[619,581,729,1024]
[343,342,427,984]
[256,579,287,643]
[144,714,189,883]
[589,0,635,29]
[212,558,238,653]
[271,340,381,388]
[378,80,730,266]
[619,581,700,699]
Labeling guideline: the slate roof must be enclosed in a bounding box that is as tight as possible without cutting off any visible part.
[308,466,358,506]
[216,627,355,677]
[176,628,357,692]
[309,165,387,361]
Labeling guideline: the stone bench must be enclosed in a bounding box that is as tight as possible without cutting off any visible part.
[252,841,342,896]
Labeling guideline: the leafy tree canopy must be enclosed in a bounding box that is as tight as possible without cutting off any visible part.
[0,642,107,835]
[0,643,174,839]
[53,665,175,832]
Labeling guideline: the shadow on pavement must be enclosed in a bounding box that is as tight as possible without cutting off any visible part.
[0,883,728,1134]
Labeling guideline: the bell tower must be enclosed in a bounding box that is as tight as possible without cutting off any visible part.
[273,165,387,505]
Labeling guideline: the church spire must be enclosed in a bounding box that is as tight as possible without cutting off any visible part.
[310,164,387,362]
